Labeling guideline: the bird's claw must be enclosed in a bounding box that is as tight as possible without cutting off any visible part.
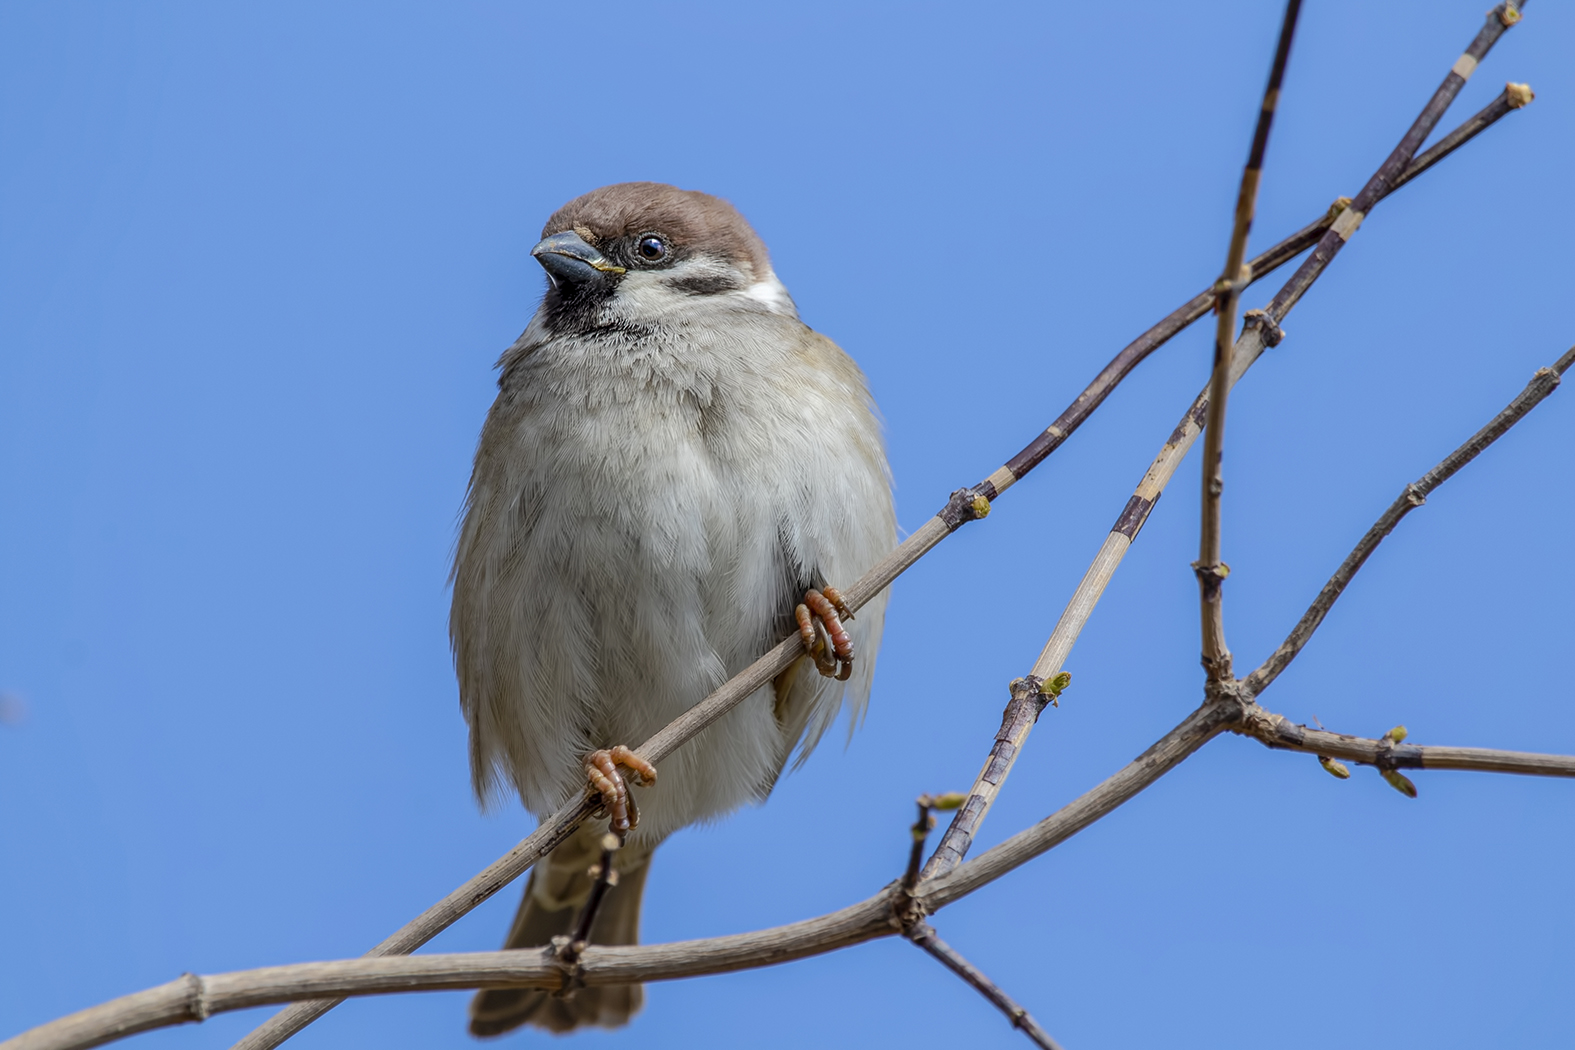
[584,745,657,836]
[796,586,855,681]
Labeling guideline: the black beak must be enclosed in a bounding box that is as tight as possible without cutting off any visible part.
[531,231,625,291]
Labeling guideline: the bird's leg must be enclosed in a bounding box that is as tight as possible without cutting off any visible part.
[584,745,658,837]
[796,586,855,681]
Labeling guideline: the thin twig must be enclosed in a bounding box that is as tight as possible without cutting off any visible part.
[906,923,1065,1050]
[1198,0,1303,682]
[1264,2,1524,324]
[1238,706,1575,779]
[900,793,965,893]
[227,24,1532,1049]
[1242,346,1573,698]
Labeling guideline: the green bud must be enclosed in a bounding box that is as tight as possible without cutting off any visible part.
[931,792,968,811]
[1381,769,1418,798]
[1318,755,1351,780]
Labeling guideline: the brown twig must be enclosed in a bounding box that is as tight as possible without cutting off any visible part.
[1238,706,1575,781]
[901,793,964,893]
[1197,0,1303,682]
[905,923,1065,1050]
[224,16,1531,1050]
[1263,2,1524,324]
[1242,346,1573,698]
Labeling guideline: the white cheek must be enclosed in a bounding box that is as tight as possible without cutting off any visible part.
[613,272,684,316]
[743,271,798,317]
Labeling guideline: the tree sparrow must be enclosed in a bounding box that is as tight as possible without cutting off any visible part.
[450,182,895,1035]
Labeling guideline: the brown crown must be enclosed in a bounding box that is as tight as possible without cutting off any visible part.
[542,182,771,277]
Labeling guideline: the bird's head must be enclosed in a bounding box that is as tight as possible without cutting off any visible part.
[530,182,797,332]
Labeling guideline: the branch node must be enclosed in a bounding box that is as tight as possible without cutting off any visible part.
[546,937,585,995]
[1009,674,1049,719]
[181,972,211,1022]
[1498,3,1522,28]
[1326,195,1354,220]
[1505,81,1534,107]
[1204,676,1251,718]
[1243,308,1284,348]
[938,486,992,529]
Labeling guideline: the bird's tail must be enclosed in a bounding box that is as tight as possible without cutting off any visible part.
[469,820,655,1037]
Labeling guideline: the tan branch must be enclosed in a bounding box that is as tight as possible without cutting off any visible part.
[1242,345,1573,698]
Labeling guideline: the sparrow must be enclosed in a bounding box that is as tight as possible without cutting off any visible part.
[449,182,896,1035]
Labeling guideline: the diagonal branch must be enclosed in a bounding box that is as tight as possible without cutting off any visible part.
[1197,0,1303,682]
[1263,2,1525,323]
[1242,345,1573,698]
[906,923,1065,1050]
[228,29,1533,1050]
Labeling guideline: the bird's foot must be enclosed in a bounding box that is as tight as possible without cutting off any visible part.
[584,745,658,836]
[795,586,855,681]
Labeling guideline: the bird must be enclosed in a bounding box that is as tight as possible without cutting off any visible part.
[449,182,896,1036]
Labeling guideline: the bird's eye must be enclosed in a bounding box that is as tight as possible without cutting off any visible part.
[636,235,668,262]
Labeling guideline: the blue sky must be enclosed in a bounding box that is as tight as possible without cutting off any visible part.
[2,2,1572,1048]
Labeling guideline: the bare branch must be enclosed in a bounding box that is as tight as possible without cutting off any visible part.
[922,11,1530,885]
[6,698,1250,1050]
[222,13,1533,1050]
[1264,2,1524,322]
[922,674,1068,878]
[1197,0,1303,681]
[1242,346,1574,698]
[906,923,1065,1050]
[1238,706,1575,780]
[920,701,1240,910]
[974,85,1526,505]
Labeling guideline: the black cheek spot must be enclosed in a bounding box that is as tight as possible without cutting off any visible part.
[669,274,743,296]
